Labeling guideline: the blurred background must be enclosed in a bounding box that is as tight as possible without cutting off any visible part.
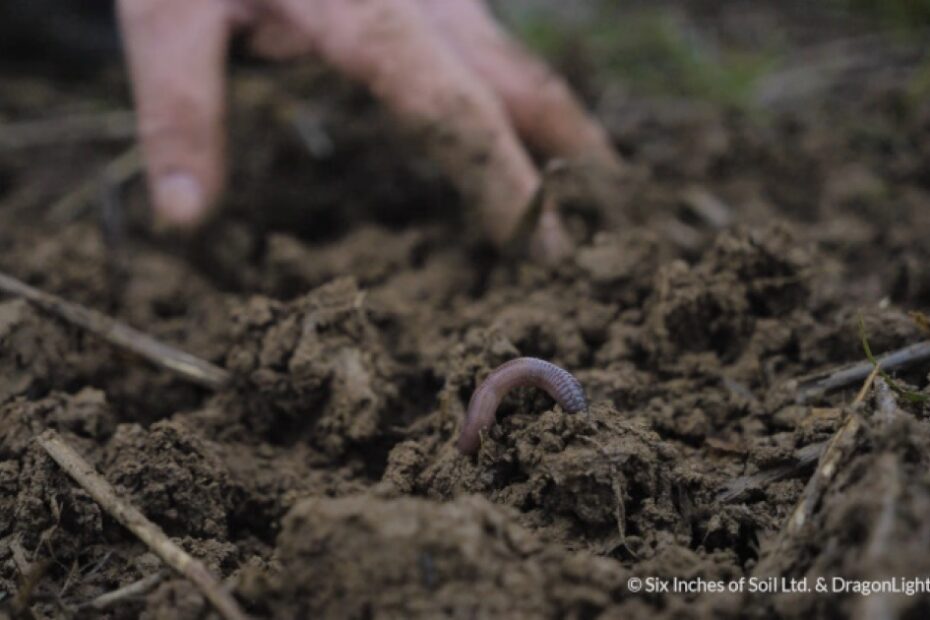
[1,0,929,298]
[3,0,929,102]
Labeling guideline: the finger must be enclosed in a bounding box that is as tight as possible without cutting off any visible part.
[260,0,544,247]
[116,0,236,226]
[420,0,622,169]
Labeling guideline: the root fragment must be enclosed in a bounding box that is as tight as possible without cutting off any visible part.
[796,340,930,403]
[36,430,249,620]
[78,572,166,612]
[0,270,230,390]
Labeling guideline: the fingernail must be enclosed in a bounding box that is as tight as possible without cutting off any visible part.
[153,172,205,225]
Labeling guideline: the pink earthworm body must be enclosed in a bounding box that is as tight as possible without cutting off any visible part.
[457,357,587,454]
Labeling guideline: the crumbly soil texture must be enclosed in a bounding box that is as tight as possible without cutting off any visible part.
[4,4,930,619]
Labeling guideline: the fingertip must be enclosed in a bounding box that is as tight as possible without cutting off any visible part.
[152,172,207,226]
[117,0,230,228]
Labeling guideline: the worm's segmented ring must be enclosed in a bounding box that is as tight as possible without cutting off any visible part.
[457,357,587,454]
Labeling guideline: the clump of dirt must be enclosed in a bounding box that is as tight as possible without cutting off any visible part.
[0,388,115,459]
[2,444,105,584]
[0,299,107,404]
[245,493,628,618]
[224,277,400,456]
[0,391,115,597]
[0,227,236,422]
[258,226,430,298]
[643,225,811,366]
[389,401,690,554]
[101,420,238,540]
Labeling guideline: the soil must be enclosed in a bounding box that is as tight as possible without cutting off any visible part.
[3,3,930,619]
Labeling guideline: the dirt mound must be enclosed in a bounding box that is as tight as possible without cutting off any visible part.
[249,494,627,618]
[225,277,400,456]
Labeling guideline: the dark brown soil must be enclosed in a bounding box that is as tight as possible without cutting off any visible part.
[3,3,930,619]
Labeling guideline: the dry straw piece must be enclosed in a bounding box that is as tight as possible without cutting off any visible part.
[37,430,249,620]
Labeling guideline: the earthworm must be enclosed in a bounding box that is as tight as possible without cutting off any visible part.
[457,357,587,455]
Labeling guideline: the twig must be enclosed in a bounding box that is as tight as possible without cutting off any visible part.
[10,537,51,617]
[661,217,704,252]
[717,441,826,503]
[754,364,882,575]
[47,145,142,224]
[100,174,131,298]
[504,159,562,255]
[873,378,903,425]
[57,559,80,599]
[9,537,31,576]
[795,340,930,403]
[853,365,881,405]
[78,572,166,611]
[681,186,732,229]
[292,105,334,159]
[36,431,249,620]
[0,270,230,390]
[755,411,863,577]
[0,110,135,151]
[855,453,901,620]
[863,453,900,563]
[859,317,929,403]
[82,550,114,581]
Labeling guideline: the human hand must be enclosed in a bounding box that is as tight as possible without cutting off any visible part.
[117,0,622,260]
